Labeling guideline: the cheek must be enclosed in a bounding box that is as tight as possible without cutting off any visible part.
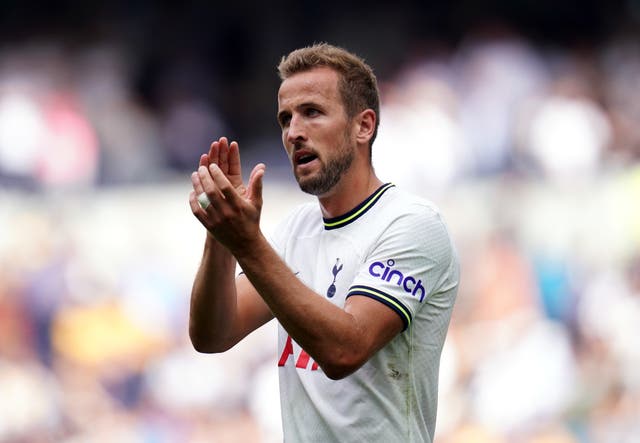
[282,136,293,158]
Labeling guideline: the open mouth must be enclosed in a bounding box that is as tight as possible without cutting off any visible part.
[297,154,317,165]
[294,150,318,166]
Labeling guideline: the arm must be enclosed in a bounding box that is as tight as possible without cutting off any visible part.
[237,234,403,380]
[188,235,273,353]
[188,138,273,353]
[201,160,403,379]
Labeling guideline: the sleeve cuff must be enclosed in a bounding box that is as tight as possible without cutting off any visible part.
[346,285,412,331]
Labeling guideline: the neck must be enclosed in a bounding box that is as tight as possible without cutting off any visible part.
[317,169,383,218]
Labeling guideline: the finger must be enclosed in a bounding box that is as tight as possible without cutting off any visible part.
[197,165,222,203]
[207,140,220,165]
[189,190,207,219]
[189,191,218,229]
[192,171,217,213]
[188,190,200,213]
[228,141,242,177]
[191,171,205,195]
[209,163,239,204]
[218,137,230,174]
[199,154,209,168]
[247,163,266,209]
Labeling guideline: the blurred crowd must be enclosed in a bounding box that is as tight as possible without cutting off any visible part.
[1,26,640,443]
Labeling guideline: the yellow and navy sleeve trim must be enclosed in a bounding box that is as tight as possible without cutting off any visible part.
[346,285,412,331]
[323,183,395,230]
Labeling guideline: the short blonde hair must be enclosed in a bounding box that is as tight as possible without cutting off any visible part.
[278,43,380,150]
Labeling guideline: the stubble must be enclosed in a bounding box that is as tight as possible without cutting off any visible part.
[296,132,354,196]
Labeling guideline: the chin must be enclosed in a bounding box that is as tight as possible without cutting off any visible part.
[297,181,322,196]
[298,178,340,197]
[297,178,321,196]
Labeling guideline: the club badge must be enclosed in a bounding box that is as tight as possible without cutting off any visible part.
[326,258,343,298]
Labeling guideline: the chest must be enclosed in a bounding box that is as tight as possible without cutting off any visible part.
[283,231,365,306]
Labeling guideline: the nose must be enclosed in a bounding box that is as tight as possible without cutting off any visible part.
[286,114,306,145]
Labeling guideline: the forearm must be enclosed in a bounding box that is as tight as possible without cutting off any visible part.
[189,233,239,352]
[235,234,368,377]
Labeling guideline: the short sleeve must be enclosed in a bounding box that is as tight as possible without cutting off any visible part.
[346,205,458,331]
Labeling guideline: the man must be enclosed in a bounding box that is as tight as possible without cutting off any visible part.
[188,43,459,442]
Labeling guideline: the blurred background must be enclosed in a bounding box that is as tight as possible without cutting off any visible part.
[1,0,639,442]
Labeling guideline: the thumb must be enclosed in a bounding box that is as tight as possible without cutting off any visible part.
[247,163,266,208]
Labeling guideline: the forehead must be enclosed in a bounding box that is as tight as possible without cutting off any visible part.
[277,66,341,109]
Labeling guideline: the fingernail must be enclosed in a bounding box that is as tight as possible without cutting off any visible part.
[209,163,218,172]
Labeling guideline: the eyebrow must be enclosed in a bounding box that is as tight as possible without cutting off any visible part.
[280,101,322,115]
[297,101,322,109]
[277,101,319,122]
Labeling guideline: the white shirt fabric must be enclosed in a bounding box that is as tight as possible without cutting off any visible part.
[270,183,459,443]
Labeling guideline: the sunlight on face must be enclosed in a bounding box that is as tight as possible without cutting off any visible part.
[277,67,355,196]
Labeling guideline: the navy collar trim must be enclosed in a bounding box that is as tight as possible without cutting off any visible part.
[322,183,395,230]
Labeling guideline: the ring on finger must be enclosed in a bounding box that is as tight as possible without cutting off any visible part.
[197,192,211,210]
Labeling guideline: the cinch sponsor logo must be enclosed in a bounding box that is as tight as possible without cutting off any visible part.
[368,259,426,302]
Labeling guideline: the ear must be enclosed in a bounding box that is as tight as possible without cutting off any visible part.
[354,109,376,146]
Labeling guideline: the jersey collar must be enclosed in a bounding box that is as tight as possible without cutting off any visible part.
[322,183,395,230]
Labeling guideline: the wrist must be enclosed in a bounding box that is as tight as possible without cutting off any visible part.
[204,232,234,261]
[205,230,221,247]
[232,232,269,264]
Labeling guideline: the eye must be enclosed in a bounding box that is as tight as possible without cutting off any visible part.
[305,108,320,117]
[278,113,291,128]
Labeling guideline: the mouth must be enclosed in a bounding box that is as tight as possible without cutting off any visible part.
[294,150,319,166]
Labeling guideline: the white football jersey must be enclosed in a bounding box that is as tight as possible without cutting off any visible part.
[270,184,459,443]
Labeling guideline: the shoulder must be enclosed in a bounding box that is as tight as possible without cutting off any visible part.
[375,187,456,257]
[379,187,450,232]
